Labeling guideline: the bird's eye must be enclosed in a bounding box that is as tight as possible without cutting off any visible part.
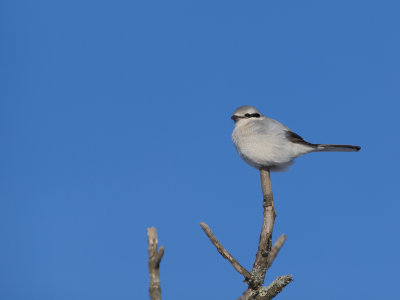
[252,113,260,118]
[244,113,251,118]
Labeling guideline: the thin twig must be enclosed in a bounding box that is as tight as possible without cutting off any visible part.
[266,234,286,270]
[200,222,251,280]
[147,227,164,300]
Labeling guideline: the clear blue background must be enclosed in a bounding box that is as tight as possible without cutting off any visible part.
[1,1,399,299]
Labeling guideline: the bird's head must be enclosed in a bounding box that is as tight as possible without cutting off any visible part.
[231,106,264,124]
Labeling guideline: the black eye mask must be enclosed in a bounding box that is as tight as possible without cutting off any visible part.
[245,113,261,118]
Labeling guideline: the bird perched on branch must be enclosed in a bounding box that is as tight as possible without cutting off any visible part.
[231,106,360,171]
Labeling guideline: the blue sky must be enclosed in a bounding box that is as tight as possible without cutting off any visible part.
[1,1,399,299]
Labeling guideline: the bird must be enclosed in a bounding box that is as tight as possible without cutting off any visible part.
[231,106,360,171]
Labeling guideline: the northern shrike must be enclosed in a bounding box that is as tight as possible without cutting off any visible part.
[231,106,360,171]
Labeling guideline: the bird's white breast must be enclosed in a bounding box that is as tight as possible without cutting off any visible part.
[232,118,312,170]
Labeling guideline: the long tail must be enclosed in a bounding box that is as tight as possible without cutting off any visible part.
[314,144,361,152]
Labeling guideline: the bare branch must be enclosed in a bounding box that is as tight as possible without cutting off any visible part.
[200,222,251,280]
[248,168,277,289]
[266,234,286,270]
[255,275,293,300]
[147,227,164,300]
[201,167,292,300]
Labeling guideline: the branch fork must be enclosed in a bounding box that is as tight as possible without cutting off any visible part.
[200,168,293,299]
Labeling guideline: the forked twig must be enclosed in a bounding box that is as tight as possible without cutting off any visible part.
[202,168,292,300]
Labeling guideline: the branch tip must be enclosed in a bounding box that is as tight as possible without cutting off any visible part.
[200,222,251,280]
[266,234,287,270]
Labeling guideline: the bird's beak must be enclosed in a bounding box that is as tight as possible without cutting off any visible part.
[231,115,239,122]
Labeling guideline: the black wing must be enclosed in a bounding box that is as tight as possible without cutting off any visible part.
[285,130,314,147]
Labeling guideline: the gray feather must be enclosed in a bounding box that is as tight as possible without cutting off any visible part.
[314,144,361,152]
